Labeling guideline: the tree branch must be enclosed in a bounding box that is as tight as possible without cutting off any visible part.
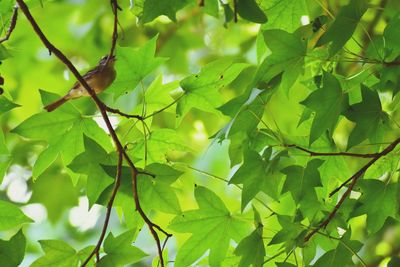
[304,138,400,242]
[233,0,238,23]
[81,152,123,266]
[0,5,18,44]
[15,0,169,266]
[286,144,379,158]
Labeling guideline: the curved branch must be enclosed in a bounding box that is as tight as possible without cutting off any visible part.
[0,5,18,44]
[304,138,400,242]
[81,152,123,266]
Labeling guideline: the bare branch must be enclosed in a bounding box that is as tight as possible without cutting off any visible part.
[286,144,379,158]
[304,138,400,242]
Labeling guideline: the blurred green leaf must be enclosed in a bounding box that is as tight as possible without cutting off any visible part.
[0,201,32,231]
[0,230,26,267]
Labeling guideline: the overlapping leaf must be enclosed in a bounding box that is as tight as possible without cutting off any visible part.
[98,229,147,267]
[230,148,287,210]
[301,72,348,144]
[0,201,32,231]
[31,240,94,267]
[169,186,249,267]
[344,85,387,149]
[316,0,368,56]
[108,36,167,98]
[256,29,306,94]
[178,58,249,120]
[260,0,308,32]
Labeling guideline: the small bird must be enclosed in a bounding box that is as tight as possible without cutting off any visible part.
[44,55,117,112]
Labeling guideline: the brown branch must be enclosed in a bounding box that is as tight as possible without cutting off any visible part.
[105,105,143,120]
[0,5,18,44]
[304,138,400,242]
[81,152,123,266]
[15,1,169,266]
[109,0,118,58]
[126,156,172,266]
[286,144,379,158]
[233,0,238,23]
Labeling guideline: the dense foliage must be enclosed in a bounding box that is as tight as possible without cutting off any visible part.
[1,0,400,266]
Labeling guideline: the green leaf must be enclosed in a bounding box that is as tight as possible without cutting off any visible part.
[141,0,192,23]
[137,164,183,214]
[108,37,167,98]
[344,85,387,149]
[178,59,249,120]
[12,90,80,142]
[130,128,189,163]
[281,159,324,203]
[230,148,287,210]
[68,137,115,206]
[134,74,179,118]
[98,229,147,267]
[260,0,308,32]
[0,130,11,182]
[257,29,306,93]
[0,201,32,231]
[352,180,398,233]
[237,0,267,24]
[301,72,348,144]
[31,240,79,267]
[169,186,249,267]
[384,14,400,59]
[0,230,26,267]
[234,208,265,267]
[269,215,305,251]
[316,0,368,56]
[0,96,20,113]
[313,231,362,267]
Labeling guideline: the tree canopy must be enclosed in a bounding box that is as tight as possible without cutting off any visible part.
[1,0,400,266]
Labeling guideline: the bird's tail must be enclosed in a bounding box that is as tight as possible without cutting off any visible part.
[44,96,68,112]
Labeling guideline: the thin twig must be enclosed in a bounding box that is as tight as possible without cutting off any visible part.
[286,144,379,158]
[81,152,123,266]
[105,105,143,119]
[233,0,238,23]
[0,6,18,44]
[109,0,118,58]
[304,138,400,242]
